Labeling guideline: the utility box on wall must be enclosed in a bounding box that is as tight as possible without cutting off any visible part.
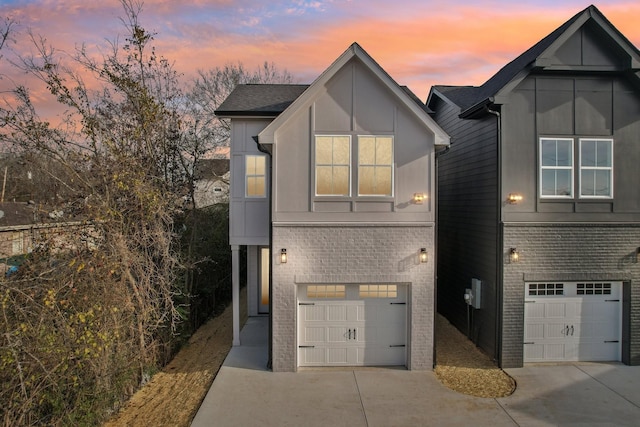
[471,278,482,309]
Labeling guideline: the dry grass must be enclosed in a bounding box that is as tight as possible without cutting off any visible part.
[435,314,516,398]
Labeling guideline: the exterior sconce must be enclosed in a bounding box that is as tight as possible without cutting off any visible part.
[636,247,640,263]
[507,193,523,204]
[280,248,287,264]
[509,248,520,263]
[420,248,428,263]
[413,193,425,204]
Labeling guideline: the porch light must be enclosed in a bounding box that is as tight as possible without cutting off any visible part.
[636,247,640,263]
[507,193,523,204]
[280,248,287,264]
[413,193,425,204]
[420,248,428,263]
[510,248,520,263]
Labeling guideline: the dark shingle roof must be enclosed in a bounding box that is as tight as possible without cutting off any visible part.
[216,83,432,117]
[194,159,229,180]
[215,84,309,116]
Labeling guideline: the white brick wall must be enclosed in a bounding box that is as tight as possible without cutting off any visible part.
[271,224,435,372]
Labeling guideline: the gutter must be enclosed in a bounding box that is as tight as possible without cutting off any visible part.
[253,135,274,370]
[485,105,503,367]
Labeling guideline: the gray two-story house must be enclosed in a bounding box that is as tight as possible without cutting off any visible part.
[217,43,449,371]
[427,5,640,368]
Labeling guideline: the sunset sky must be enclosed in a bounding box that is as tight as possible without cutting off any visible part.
[2,1,640,117]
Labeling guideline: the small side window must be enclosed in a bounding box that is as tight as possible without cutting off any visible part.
[246,155,266,197]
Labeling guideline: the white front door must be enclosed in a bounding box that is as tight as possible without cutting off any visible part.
[298,284,407,367]
[524,282,622,362]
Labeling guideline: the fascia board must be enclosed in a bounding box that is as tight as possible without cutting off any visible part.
[259,43,450,147]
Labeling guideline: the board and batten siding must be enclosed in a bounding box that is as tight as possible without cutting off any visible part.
[502,75,640,222]
[271,58,436,225]
[431,94,500,360]
[229,119,272,246]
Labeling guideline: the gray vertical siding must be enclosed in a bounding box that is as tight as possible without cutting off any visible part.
[432,95,500,359]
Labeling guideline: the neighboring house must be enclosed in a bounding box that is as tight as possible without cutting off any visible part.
[193,158,230,208]
[0,202,93,272]
[216,43,449,371]
[427,5,640,367]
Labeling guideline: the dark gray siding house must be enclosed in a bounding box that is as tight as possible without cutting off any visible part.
[427,5,640,368]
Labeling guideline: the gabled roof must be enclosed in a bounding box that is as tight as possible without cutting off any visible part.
[194,159,230,180]
[428,5,640,117]
[258,42,449,147]
[216,84,309,117]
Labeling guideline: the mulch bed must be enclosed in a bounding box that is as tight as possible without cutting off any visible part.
[435,314,516,398]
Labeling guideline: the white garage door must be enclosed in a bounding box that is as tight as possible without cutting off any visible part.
[298,284,407,367]
[524,282,622,362]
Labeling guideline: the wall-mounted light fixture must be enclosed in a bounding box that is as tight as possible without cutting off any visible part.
[413,193,425,204]
[636,247,640,264]
[507,193,523,204]
[420,248,428,263]
[280,248,287,264]
[509,248,520,263]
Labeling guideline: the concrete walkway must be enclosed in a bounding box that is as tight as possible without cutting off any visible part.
[192,317,640,427]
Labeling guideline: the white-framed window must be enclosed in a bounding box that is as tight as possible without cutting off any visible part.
[579,138,613,198]
[358,136,393,196]
[540,138,573,198]
[245,155,266,197]
[315,135,351,196]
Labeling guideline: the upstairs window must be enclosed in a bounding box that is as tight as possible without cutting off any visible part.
[246,155,266,197]
[315,136,351,196]
[540,138,573,198]
[580,139,613,198]
[358,136,393,196]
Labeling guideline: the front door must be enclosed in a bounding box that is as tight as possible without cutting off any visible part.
[259,247,269,314]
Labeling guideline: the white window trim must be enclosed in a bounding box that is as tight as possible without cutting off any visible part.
[357,135,395,197]
[245,154,267,198]
[540,137,574,199]
[579,138,614,199]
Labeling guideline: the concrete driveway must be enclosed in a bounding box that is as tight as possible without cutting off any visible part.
[191,317,640,427]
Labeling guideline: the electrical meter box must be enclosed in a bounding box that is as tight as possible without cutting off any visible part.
[471,278,482,309]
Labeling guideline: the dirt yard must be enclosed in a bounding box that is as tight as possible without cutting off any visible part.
[103,287,247,427]
[104,296,512,426]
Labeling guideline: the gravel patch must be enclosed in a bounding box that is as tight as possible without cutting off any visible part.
[435,314,516,398]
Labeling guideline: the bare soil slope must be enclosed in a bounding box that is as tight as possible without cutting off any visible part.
[104,287,247,427]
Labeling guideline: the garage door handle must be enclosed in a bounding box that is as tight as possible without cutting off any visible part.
[299,303,315,306]
[348,329,351,339]
[353,329,356,340]
[605,299,620,302]
[390,302,406,305]
[604,340,619,343]
[389,345,405,348]
[570,325,574,336]
[299,346,315,348]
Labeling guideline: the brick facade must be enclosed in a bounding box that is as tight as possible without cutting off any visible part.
[271,224,435,372]
[502,224,640,367]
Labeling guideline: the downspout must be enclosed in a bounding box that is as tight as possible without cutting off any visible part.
[433,144,450,368]
[254,136,273,370]
[485,105,503,366]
